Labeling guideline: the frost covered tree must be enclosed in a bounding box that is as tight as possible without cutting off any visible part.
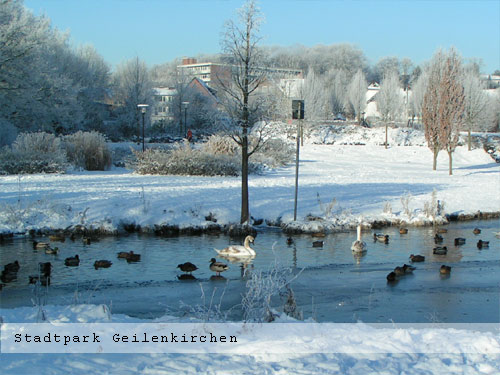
[409,69,428,126]
[218,0,268,224]
[372,56,400,83]
[301,70,329,121]
[326,69,349,117]
[0,1,111,134]
[462,68,491,150]
[422,48,465,174]
[347,69,368,125]
[377,71,404,148]
[113,57,154,139]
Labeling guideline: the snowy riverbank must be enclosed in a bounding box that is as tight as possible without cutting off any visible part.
[1,304,499,374]
[1,130,499,236]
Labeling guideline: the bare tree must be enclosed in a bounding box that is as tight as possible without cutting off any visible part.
[422,51,446,171]
[347,69,367,125]
[462,68,491,150]
[113,57,154,139]
[439,50,465,175]
[218,0,267,224]
[422,49,465,174]
[377,70,404,148]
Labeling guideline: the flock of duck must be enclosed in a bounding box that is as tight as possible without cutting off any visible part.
[0,235,141,287]
[0,226,495,288]
[384,226,489,282]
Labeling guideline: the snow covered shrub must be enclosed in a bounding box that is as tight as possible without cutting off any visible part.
[423,189,445,219]
[64,131,112,171]
[400,192,413,218]
[251,137,295,168]
[131,141,254,176]
[316,192,337,219]
[0,132,67,174]
[201,134,238,155]
[383,202,393,214]
[241,255,302,322]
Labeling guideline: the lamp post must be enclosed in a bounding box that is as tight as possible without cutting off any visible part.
[137,104,149,152]
[182,101,189,138]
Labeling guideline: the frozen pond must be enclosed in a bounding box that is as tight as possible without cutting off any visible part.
[1,219,499,323]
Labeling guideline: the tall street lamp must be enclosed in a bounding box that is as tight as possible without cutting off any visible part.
[182,101,189,138]
[137,104,149,152]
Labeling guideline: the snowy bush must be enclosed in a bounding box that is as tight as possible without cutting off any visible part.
[202,134,294,169]
[423,189,445,219]
[201,134,238,155]
[0,132,67,174]
[250,137,295,168]
[64,131,112,171]
[241,255,302,322]
[131,142,255,176]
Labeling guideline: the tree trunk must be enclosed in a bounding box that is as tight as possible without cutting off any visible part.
[240,127,249,224]
[467,129,471,151]
[433,147,438,171]
[448,150,453,175]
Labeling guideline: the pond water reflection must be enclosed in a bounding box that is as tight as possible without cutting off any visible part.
[1,219,499,323]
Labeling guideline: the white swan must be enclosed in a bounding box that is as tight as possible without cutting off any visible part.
[215,235,256,257]
[351,225,367,253]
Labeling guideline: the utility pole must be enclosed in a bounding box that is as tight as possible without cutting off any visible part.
[292,100,304,221]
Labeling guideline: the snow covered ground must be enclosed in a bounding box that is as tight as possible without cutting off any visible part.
[1,305,499,374]
[1,127,499,373]
[0,127,498,234]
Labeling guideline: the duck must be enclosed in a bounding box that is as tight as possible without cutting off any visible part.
[117,252,130,259]
[434,234,444,244]
[409,254,425,262]
[477,240,489,249]
[177,262,198,274]
[44,246,59,255]
[312,232,326,238]
[1,270,17,283]
[64,255,80,267]
[209,258,228,276]
[215,235,256,257]
[82,237,91,245]
[454,238,466,246]
[402,264,416,274]
[433,246,448,255]
[399,228,408,234]
[312,240,323,248]
[49,234,65,242]
[386,272,397,282]
[286,237,294,246]
[33,241,50,250]
[126,251,141,263]
[4,260,20,273]
[440,265,451,275]
[393,266,405,276]
[373,233,389,243]
[94,260,112,269]
[473,228,481,235]
[351,225,367,253]
[437,228,448,234]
